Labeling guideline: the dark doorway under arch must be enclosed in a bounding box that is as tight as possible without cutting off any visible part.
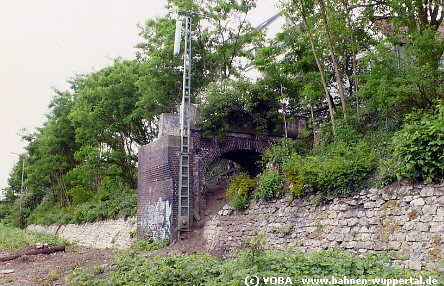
[220,149,262,176]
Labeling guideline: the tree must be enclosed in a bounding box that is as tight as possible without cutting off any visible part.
[197,77,282,138]
[22,89,78,208]
[164,0,264,81]
[135,17,186,114]
[364,0,444,69]
[340,0,360,117]
[318,0,347,119]
[69,60,151,191]
[357,0,444,119]
[290,0,337,133]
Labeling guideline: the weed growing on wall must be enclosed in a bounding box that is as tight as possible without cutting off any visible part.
[226,172,257,211]
[131,234,169,251]
[256,169,284,202]
[283,141,377,197]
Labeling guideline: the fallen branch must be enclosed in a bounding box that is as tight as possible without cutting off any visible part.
[0,245,65,262]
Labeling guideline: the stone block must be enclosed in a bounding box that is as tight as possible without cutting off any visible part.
[410,197,425,206]
[420,186,435,197]
[402,195,414,203]
[405,260,422,271]
[358,233,372,242]
[430,222,444,232]
[364,201,377,209]
[437,207,444,217]
[419,214,433,223]
[347,218,359,227]
[406,233,419,242]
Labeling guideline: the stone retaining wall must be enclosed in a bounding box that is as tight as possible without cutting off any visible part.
[28,217,136,250]
[203,182,444,270]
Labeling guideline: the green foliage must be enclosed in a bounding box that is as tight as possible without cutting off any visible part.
[393,103,444,182]
[0,223,70,252]
[375,162,398,189]
[261,138,310,169]
[70,187,137,224]
[197,78,283,139]
[65,245,423,285]
[226,172,256,211]
[63,265,105,286]
[68,186,93,205]
[131,234,169,252]
[283,141,377,197]
[256,169,284,202]
[22,184,137,226]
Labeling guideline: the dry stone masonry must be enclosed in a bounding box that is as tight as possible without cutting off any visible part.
[203,181,444,270]
[27,217,136,250]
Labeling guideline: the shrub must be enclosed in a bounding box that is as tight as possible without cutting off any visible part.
[261,139,306,169]
[256,169,284,202]
[283,141,377,196]
[393,103,444,182]
[226,172,256,211]
[68,186,93,204]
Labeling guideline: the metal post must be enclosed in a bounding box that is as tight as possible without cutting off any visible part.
[178,15,192,230]
[19,155,25,217]
[11,152,25,227]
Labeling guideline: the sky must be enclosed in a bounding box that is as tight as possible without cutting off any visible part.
[0,0,282,197]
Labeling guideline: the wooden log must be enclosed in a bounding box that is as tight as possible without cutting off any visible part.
[0,245,65,262]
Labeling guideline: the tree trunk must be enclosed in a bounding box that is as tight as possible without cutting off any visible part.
[294,0,336,135]
[319,0,347,119]
[0,245,66,262]
[341,0,360,118]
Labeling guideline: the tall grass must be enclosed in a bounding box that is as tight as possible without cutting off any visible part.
[0,223,70,252]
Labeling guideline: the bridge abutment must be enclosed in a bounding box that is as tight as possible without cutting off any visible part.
[137,135,181,241]
[137,109,307,242]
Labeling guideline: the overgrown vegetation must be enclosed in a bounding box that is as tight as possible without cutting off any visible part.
[393,103,444,182]
[62,239,443,285]
[1,225,442,285]
[225,102,444,207]
[256,169,284,202]
[226,172,257,211]
[0,222,70,252]
[3,0,444,228]
[131,234,169,252]
[283,140,378,197]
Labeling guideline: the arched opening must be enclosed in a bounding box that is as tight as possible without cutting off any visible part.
[198,149,263,228]
[219,149,262,176]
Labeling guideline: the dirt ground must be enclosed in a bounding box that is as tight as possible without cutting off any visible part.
[0,247,114,285]
[154,183,229,258]
[0,178,229,285]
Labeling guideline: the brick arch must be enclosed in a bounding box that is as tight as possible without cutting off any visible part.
[195,135,271,166]
[191,134,272,223]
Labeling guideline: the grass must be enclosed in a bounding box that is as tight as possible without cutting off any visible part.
[0,222,71,252]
